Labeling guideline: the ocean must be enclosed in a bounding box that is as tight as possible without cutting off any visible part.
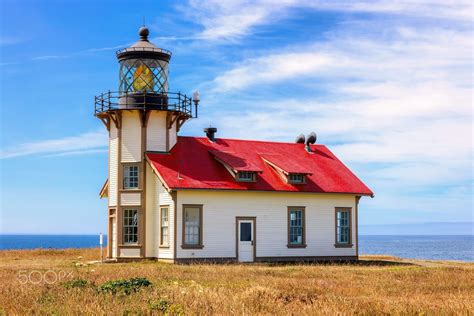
[0,234,472,262]
[359,235,473,262]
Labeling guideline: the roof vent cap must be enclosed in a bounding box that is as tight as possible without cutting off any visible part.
[305,132,317,152]
[204,127,217,142]
[295,134,305,144]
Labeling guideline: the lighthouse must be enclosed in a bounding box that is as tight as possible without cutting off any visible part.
[95,27,198,259]
[95,27,371,263]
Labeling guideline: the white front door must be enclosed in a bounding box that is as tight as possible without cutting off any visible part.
[238,219,254,262]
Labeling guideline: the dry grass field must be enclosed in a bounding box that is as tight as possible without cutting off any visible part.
[0,248,473,315]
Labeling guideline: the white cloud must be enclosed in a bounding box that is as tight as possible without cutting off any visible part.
[212,52,333,92]
[192,5,473,222]
[31,55,69,61]
[0,130,108,159]
[184,0,472,41]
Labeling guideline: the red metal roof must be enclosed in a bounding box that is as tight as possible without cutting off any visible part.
[209,150,263,172]
[146,136,373,196]
[260,153,313,175]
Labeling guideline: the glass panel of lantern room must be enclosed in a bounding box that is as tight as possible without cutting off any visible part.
[119,58,169,94]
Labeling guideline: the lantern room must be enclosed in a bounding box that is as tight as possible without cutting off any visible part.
[116,27,170,94]
[94,26,199,120]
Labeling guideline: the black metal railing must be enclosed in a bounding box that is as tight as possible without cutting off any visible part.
[116,46,172,56]
[94,91,197,118]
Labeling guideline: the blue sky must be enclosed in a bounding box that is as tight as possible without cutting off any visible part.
[0,0,472,234]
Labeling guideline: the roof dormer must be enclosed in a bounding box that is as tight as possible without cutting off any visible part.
[260,154,312,185]
[209,150,262,182]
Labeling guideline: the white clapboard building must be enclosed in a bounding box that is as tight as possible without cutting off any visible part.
[96,27,373,263]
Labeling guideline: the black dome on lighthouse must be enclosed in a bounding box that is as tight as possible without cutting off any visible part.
[138,26,149,39]
[116,26,171,62]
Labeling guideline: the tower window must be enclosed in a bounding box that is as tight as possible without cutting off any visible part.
[123,209,138,244]
[237,171,256,182]
[288,173,305,184]
[123,165,139,189]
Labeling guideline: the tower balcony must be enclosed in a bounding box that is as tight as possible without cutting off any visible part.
[94,91,198,119]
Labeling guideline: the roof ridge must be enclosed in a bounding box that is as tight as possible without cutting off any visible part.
[178,135,325,146]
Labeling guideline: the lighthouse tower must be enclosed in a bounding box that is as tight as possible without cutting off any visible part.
[95,27,198,259]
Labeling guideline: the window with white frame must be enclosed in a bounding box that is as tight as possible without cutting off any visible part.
[123,209,138,244]
[183,206,202,246]
[123,165,139,189]
[237,171,255,182]
[160,207,169,246]
[336,209,351,244]
[288,208,305,246]
[288,173,305,183]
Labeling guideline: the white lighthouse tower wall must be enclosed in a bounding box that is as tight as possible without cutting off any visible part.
[169,120,178,149]
[145,164,156,257]
[121,111,142,162]
[147,112,167,151]
[107,109,178,259]
[108,124,119,207]
[147,111,178,151]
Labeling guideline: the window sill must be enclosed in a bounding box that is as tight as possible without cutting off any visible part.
[334,243,353,248]
[181,245,204,249]
[287,244,307,248]
[159,245,170,249]
[287,181,306,185]
[119,244,142,248]
[119,189,143,192]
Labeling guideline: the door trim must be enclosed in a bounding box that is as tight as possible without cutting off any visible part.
[235,216,256,262]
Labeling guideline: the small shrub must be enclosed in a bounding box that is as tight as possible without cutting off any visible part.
[167,303,185,315]
[37,292,55,305]
[149,298,184,314]
[64,279,88,289]
[98,277,152,295]
[149,298,170,312]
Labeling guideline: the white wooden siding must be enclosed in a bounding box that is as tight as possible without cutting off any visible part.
[120,192,141,206]
[176,191,357,259]
[145,164,156,257]
[108,125,118,207]
[155,175,175,259]
[111,218,117,258]
[169,119,177,149]
[120,248,140,257]
[146,112,167,151]
[121,111,142,162]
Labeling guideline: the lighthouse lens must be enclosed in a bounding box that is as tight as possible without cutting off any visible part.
[133,65,154,92]
[119,58,169,94]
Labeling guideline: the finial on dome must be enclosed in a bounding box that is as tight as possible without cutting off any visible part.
[138,26,149,41]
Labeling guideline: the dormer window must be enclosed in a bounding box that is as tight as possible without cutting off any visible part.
[260,154,311,185]
[237,171,256,182]
[288,173,305,184]
[209,150,262,183]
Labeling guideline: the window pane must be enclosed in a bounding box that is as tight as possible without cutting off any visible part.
[336,210,350,244]
[124,166,139,189]
[289,209,303,245]
[240,223,251,241]
[123,209,138,244]
[289,174,304,183]
[238,171,255,181]
[160,207,169,245]
[184,207,201,245]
